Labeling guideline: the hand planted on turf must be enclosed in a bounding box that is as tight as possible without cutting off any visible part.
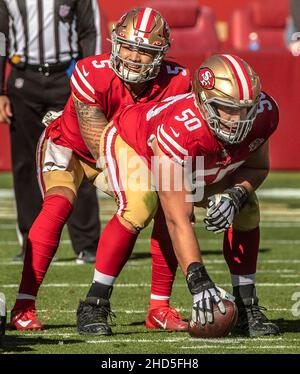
[186,263,226,325]
[192,287,225,325]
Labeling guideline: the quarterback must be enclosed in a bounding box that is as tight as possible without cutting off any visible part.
[10,7,191,332]
[77,54,280,337]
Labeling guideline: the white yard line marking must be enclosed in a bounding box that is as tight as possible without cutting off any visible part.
[280,274,300,278]
[202,259,300,264]
[0,261,83,266]
[1,238,300,246]
[1,188,300,199]
[0,189,110,199]
[0,224,16,229]
[86,338,189,344]
[0,239,73,246]
[2,259,300,265]
[0,259,298,276]
[257,189,300,198]
[13,332,300,344]
[180,346,298,350]
[4,214,300,221]
[36,307,293,314]
[260,223,300,228]
[2,282,300,288]
[84,337,300,345]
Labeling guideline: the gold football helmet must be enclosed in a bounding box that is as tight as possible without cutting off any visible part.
[194,54,261,144]
[111,7,170,83]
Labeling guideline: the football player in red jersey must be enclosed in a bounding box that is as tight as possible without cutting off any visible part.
[10,7,191,333]
[77,54,280,337]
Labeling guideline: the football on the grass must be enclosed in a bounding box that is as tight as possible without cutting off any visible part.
[188,299,238,338]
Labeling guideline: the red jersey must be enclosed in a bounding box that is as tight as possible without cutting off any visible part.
[113,91,279,186]
[45,52,191,163]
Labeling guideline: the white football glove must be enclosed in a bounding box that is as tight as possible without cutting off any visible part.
[42,110,63,127]
[192,287,225,325]
[187,263,225,325]
[204,185,248,233]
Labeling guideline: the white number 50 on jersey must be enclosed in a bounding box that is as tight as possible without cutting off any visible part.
[174,109,202,131]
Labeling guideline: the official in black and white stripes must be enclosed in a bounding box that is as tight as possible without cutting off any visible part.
[0,0,109,262]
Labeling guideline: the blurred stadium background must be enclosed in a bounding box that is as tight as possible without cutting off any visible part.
[1,0,300,354]
[1,0,300,172]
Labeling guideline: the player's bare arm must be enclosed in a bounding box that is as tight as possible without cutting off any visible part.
[151,138,202,274]
[151,139,226,322]
[229,141,270,194]
[73,94,108,160]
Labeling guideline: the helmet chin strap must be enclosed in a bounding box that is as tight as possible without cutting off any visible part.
[119,65,141,82]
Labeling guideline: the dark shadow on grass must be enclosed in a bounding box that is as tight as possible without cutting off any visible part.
[110,331,149,336]
[201,248,271,255]
[258,248,271,253]
[125,320,145,327]
[0,335,80,353]
[52,257,76,262]
[130,250,225,260]
[129,252,151,260]
[43,323,76,330]
[287,202,300,209]
[118,320,185,334]
[272,318,300,333]
[128,248,271,261]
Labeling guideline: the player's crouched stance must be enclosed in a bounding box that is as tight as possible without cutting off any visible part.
[9,7,190,333]
[77,54,280,337]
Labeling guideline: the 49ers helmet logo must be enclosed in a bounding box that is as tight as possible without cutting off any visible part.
[198,68,215,90]
[135,36,145,43]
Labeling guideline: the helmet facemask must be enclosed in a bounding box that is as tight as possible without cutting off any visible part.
[201,96,259,144]
[194,54,261,145]
[110,7,170,83]
[111,33,168,83]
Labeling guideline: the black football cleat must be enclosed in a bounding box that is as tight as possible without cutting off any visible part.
[75,251,96,265]
[13,251,25,263]
[232,285,279,337]
[76,297,114,336]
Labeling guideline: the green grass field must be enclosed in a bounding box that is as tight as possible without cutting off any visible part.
[0,172,300,354]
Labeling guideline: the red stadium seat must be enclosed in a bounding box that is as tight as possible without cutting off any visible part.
[0,123,11,172]
[228,0,289,51]
[0,64,11,172]
[95,1,111,53]
[144,0,220,58]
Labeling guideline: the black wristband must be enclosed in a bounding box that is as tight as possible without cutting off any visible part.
[186,262,215,295]
[224,185,249,212]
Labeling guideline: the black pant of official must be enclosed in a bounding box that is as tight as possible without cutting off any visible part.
[7,66,100,256]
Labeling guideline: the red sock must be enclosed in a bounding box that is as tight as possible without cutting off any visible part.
[96,214,138,277]
[149,206,178,309]
[223,226,260,275]
[13,299,35,311]
[13,194,73,310]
